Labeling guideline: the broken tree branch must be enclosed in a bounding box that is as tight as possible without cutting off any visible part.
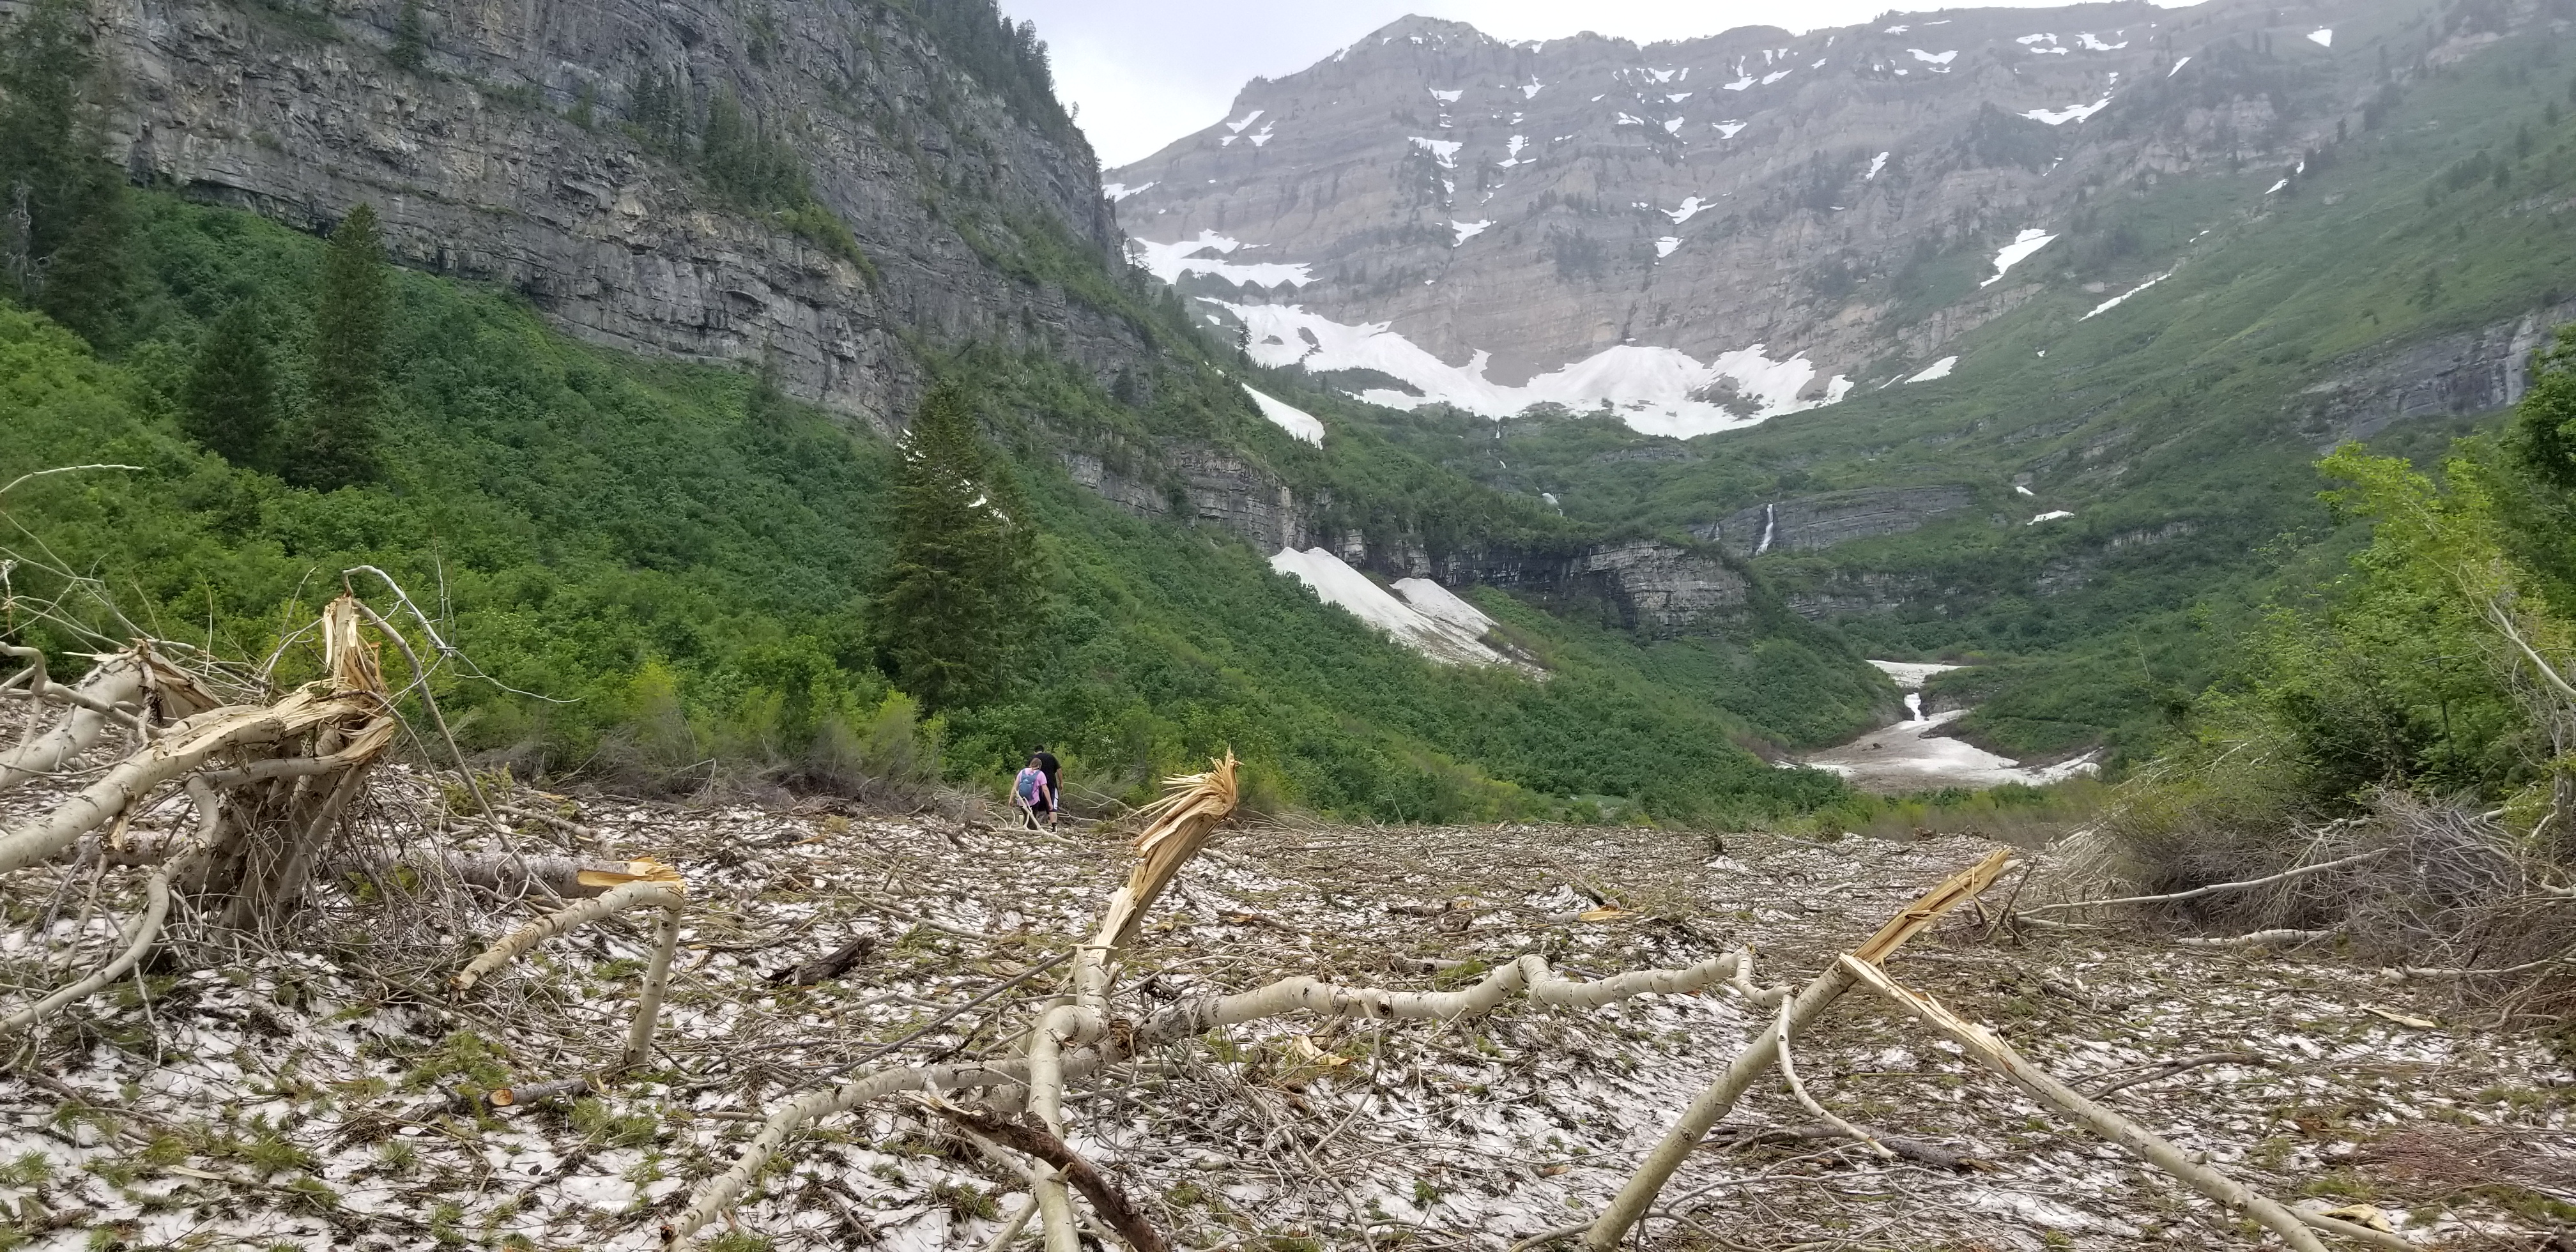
[1773,994,1892,1159]
[936,1105,1170,1252]
[450,876,686,993]
[1582,848,2013,1251]
[1837,956,2335,1252]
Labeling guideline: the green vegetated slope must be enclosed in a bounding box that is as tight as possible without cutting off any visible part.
[1338,13,2576,768]
[0,192,1860,824]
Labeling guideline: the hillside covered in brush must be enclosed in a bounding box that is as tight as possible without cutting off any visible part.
[0,0,1881,825]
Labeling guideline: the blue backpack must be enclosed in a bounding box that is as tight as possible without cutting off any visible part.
[1015,766,1045,805]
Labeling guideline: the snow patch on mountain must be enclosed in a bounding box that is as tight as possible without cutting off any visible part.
[1981,229,2058,287]
[1713,121,1747,138]
[1664,195,1713,223]
[1908,49,1958,66]
[2025,90,2114,124]
[2168,55,2192,75]
[1208,300,1839,436]
[1225,109,1264,134]
[2083,269,2174,319]
[1102,181,1154,202]
[2029,510,2074,524]
[2077,32,2128,50]
[2308,27,2333,47]
[1451,219,1493,245]
[1128,233,1315,289]
[1429,88,1464,103]
[1905,356,1958,383]
[1866,152,1889,179]
[1655,237,1681,258]
[1269,548,1508,666]
[1409,136,1463,167]
[1239,383,1326,445]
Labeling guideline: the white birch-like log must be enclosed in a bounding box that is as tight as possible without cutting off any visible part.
[0,689,386,876]
[0,652,144,792]
[624,896,686,1069]
[451,879,687,992]
[1837,956,2334,1252]
[665,948,1756,1248]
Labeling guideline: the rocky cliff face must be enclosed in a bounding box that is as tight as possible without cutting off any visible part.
[2294,297,2576,446]
[78,0,1135,428]
[1108,0,2378,436]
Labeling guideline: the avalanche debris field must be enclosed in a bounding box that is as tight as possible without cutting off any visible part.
[1,768,2569,1251]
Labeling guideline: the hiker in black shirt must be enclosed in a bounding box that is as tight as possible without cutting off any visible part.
[1032,748,1062,829]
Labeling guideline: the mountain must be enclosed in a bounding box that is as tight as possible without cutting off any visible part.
[0,0,1901,825]
[1114,0,2576,761]
[1110,1,2400,435]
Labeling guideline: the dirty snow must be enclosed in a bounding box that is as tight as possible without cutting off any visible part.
[1981,228,2058,286]
[1239,383,1326,445]
[1806,707,2101,790]
[1392,577,1499,637]
[1270,548,1508,666]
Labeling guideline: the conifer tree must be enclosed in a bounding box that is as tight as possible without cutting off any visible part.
[180,301,279,468]
[388,0,428,72]
[872,383,1028,711]
[0,0,130,344]
[295,203,390,489]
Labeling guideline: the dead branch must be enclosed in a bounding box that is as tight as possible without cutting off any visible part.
[1839,955,2366,1252]
[2017,848,2395,915]
[449,875,686,993]
[0,856,176,1035]
[1583,847,2014,1251]
[2084,1051,2271,1099]
[664,947,1763,1246]
[935,1104,1170,1252]
[1772,994,1892,1159]
[1,649,150,790]
[2174,928,2336,948]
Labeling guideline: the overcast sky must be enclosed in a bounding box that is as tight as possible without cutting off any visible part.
[1000,1,2198,169]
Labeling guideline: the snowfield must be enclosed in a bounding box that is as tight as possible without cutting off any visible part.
[1208,299,1844,438]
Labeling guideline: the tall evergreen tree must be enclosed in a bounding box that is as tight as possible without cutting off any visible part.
[872,383,1029,711]
[295,203,390,489]
[180,302,279,468]
[0,0,130,344]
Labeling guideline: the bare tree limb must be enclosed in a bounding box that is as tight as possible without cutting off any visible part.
[1836,956,2335,1252]
[935,1105,1170,1252]
[1583,848,2014,1251]
[450,877,686,993]
[1773,994,1892,1159]
[2017,848,2393,916]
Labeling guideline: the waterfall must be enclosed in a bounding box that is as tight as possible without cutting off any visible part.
[1754,503,1777,556]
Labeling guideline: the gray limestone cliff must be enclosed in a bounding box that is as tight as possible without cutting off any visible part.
[77,0,1138,428]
